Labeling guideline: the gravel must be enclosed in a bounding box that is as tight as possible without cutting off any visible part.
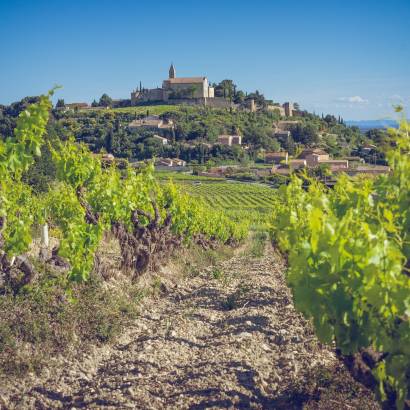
[0,246,380,409]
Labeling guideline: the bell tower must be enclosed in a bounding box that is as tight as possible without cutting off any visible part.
[169,63,176,79]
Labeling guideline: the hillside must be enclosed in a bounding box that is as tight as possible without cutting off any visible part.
[1,98,369,163]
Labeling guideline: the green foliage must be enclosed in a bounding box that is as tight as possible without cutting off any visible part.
[1,93,248,284]
[0,91,53,257]
[44,101,364,163]
[179,181,276,229]
[55,99,65,109]
[270,118,410,407]
[47,139,247,281]
[98,93,113,107]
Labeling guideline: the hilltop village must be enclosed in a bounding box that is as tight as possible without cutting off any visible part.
[1,65,392,186]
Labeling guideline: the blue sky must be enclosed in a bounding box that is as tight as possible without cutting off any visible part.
[0,0,409,120]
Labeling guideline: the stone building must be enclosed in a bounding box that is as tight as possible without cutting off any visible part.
[131,64,215,105]
[299,148,330,167]
[283,102,295,117]
[265,151,289,164]
[217,135,242,146]
[152,134,169,145]
[267,105,286,116]
[128,116,174,132]
[288,159,307,169]
[299,148,349,171]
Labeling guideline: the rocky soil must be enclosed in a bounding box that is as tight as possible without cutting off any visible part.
[1,245,380,409]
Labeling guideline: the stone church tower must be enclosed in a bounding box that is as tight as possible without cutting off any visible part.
[169,63,176,79]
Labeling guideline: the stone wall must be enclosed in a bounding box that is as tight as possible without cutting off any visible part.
[205,97,233,108]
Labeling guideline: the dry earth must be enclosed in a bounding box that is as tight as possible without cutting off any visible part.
[1,245,380,409]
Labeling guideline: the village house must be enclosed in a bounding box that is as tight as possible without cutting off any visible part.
[361,143,378,153]
[172,158,186,166]
[217,135,242,146]
[288,159,307,169]
[155,158,173,167]
[270,166,291,176]
[265,151,289,164]
[297,148,351,172]
[128,116,174,132]
[348,165,390,176]
[155,158,186,167]
[270,158,306,175]
[274,130,291,140]
[152,134,168,145]
[342,156,365,164]
[299,148,329,167]
[319,159,349,171]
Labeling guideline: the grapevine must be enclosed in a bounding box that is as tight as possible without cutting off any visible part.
[271,116,410,407]
[1,92,248,289]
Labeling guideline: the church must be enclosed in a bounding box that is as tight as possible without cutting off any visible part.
[131,64,215,105]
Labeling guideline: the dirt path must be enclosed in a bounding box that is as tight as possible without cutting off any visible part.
[4,246,379,409]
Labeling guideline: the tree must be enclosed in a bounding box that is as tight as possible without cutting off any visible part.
[215,79,236,100]
[233,90,245,104]
[246,90,267,108]
[290,123,319,146]
[303,124,320,146]
[324,114,337,126]
[91,99,98,107]
[104,129,113,152]
[55,99,65,109]
[99,94,113,107]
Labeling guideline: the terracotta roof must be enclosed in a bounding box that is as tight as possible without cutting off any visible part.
[342,156,363,161]
[299,148,328,158]
[271,167,291,175]
[356,165,390,171]
[152,134,168,141]
[319,160,348,164]
[165,77,206,84]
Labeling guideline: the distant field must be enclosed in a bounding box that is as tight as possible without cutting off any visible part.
[157,172,277,214]
[186,181,276,210]
[176,180,277,227]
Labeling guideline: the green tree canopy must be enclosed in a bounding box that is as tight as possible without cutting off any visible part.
[99,94,113,107]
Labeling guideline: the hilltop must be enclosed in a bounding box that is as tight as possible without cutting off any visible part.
[0,94,395,190]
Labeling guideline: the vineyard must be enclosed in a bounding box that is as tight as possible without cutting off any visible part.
[176,181,277,227]
[271,114,410,408]
[2,92,249,283]
[186,182,276,210]
[0,93,409,409]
